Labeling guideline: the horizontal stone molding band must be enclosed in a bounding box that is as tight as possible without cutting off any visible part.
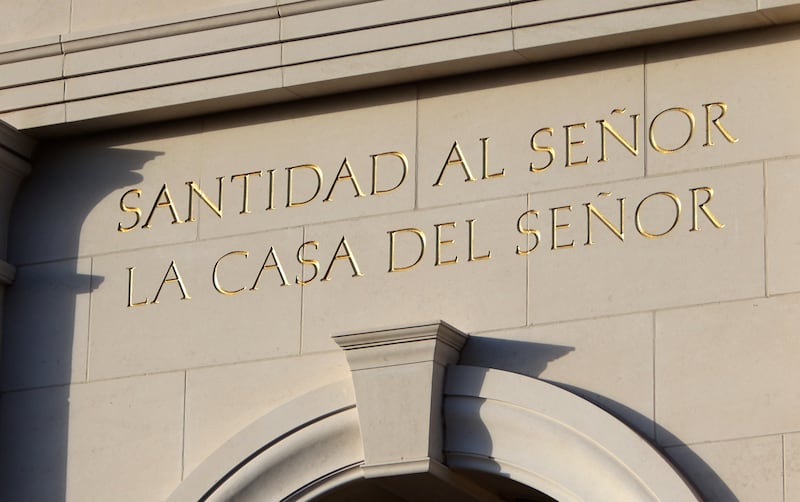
[3,0,800,133]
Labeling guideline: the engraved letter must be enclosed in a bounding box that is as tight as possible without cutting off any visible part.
[433,141,477,186]
[142,184,183,228]
[118,189,143,232]
[649,107,695,154]
[703,102,739,147]
[516,209,541,255]
[481,137,505,179]
[551,205,575,250]
[321,237,364,281]
[467,219,491,261]
[690,186,725,231]
[231,170,263,214]
[152,260,191,303]
[372,151,409,195]
[434,222,458,266]
[324,158,365,202]
[251,247,290,289]
[598,108,640,162]
[564,123,589,167]
[635,191,682,238]
[286,164,323,207]
[388,228,426,272]
[213,251,249,295]
[186,177,224,222]
[584,192,625,245]
[530,127,555,172]
[264,169,275,211]
[126,267,148,307]
[296,241,320,286]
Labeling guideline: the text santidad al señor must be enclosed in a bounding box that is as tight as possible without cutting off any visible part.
[120,102,738,307]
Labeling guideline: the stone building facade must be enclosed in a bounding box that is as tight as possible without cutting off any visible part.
[1,1,800,500]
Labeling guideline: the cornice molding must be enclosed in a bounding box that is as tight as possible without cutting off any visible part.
[333,320,468,352]
[2,0,800,134]
[0,121,35,162]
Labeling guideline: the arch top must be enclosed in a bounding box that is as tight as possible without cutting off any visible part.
[445,366,701,502]
[169,323,699,501]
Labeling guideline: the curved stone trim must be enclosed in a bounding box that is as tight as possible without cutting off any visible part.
[170,365,700,500]
[166,379,363,502]
[444,366,701,501]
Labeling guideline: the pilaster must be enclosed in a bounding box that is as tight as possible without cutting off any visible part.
[0,120,34,369]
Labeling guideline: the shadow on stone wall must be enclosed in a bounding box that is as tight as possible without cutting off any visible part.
[457,336,736,501]
[0,139,160,501]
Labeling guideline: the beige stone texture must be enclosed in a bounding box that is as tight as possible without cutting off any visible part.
[416,52,645,209]
[283,31,524,97]
[1,258,91,390]
[766,156,800,295]
[529,163,764,324]
[788,432,800,502]
[65,67,288,124]
[0,103,65,131]
[171,379,359,502]
[282,31,524,97]
[0,80,62,112]
[354,362,446,466]
[645,24,800,175]
[0,54,63,89]
[281,0,504,40]
[762,0,800,23]
[282,6,510,66]
[1,372,184,502]
[88,227,303,380]
[1,384,74,501]
[513,0,766,65]
[334,323,467,476]
[300,196,528,353]
[446,366,701,501]
[512,0,674,28]
[0,0,70,46]
[656,293,800,446]
[3,1,800,134]
[183,351,349,475]
[197,87,417,240]
[4,3,800,500]
[69,0,260,33]
[64,19,280,76]
[461,313,655,438]
[66,373,185,502]
[665,435,784,502]
[8,122,203,265]
[65,44,281,100]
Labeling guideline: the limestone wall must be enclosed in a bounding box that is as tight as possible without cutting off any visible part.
[1,1,800,501]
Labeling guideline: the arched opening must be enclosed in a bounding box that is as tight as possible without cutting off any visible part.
[168,323,698,501]
[312,469,556,501]
[168,367,698,502]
